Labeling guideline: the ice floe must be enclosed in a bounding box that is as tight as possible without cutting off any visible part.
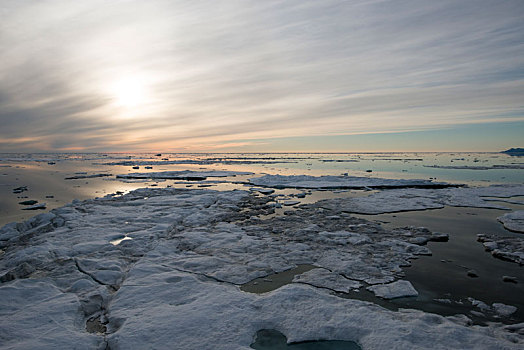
[21,202,46,210]
[65,173,113,180]
[477,234,524,265]
[100,159,296,166]
[498,211,524,233]
[116,170,253,180]
[249,174,455,189]
[0,279,101,349]
[106,270,524,349]
[249,187,275,195]
[367,280,419,299]
[424,165,524,170]
[292,268,362,292]
[493,303,518,317]
[312,185,524,214]
[18,200,38,205]
[0,187,523,348]
[468,298,518,317]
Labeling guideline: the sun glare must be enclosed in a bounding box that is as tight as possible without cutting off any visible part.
[112,77,146,108]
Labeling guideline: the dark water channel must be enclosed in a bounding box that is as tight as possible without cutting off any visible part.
[353,204,524,323]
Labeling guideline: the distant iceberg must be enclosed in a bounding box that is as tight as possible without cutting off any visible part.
[501,148,524,156]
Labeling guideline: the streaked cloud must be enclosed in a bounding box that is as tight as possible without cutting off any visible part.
[0,0,523,151]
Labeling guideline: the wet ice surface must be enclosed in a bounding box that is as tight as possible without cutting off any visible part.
[367,280,419,299]
[250,329,361,349]
[0,152,523,349]
[249,174,455,189]
[313,185,524,214]
[1,187,523,349]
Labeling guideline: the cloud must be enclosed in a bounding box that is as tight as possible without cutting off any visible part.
[0,0,523,151]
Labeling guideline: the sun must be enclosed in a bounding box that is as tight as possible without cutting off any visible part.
[112,77,147,108]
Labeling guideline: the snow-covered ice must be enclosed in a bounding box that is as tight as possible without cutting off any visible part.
[313,185,524,214]
[292,268,362,292]
[0,187,523,349]
[477,234,524,264]
[493,303,518,317]
[106,270,523,349]
[367,280,419,299]
[249,187,275,195]
[498,211,524,233]
[468,298,518,317]
[249,174,455,189]
[282,200,300,206]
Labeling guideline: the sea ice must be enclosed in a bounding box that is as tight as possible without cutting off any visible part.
[249,187,275,195]
[65,173,112,180]
[0,279,101,349]
[477,234,524,264]
[292,268,362,292]
[468,298,518,317]
[282,200,300,206]
[423,165,524,170]
[497,211,524,233]
[116,170,253,180]
[493,303,518,317]
[249,174,454,189]
[313,185,524,214]
[367,280,419,299]
[0,187,522,349]
[100,159,296,166]
[21,202,46,210]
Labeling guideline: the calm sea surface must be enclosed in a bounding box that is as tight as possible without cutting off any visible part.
[1,152,521,225]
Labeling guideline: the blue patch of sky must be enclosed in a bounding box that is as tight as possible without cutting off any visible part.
[237,121,524,152]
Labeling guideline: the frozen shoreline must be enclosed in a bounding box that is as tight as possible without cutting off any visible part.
[1,182,523,349]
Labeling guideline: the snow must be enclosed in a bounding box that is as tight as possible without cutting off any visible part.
[116,170,253,180]
[493,303,518,317]
[249,174,454,189]
[106,272,522,349]
[468,298,518,317]
[282,200,300,206]
[0,187,523,348]
[477,234,524,265]
[367,280,419,299]
[313,185,524,214]
[247,175,524,214]
[0,279,101,349]
[498,211,524,233]
[293,268,362,292]
[249,187,275,195]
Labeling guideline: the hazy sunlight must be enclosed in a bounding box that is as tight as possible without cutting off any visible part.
[111,77,148,109]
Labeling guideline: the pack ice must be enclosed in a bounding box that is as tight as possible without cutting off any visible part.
[0,187,522,349]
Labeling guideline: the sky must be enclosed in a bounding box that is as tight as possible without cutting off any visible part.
[0,0,523,152]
